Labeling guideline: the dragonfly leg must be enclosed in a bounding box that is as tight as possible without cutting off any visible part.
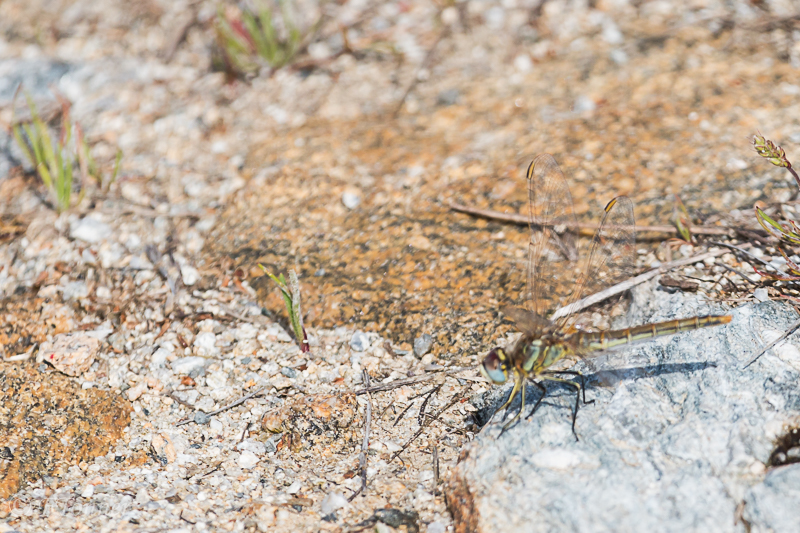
[495,374,522,423]
[525,380,547,420]
[545,370,595,405]
[500,376,525,435]
[541,373,583,442]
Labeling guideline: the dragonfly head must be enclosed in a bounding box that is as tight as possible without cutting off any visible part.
[480,347,510,384]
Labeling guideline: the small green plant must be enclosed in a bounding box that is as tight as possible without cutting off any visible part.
[752,133,800,280]
[753,134,800,246]
[12,92,121,213]
[215,1,310,75]
[258,264,309,352]
[671,194,692,242]
[12,94,81,213]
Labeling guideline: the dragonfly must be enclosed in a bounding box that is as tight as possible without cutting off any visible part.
[479,154,732,440]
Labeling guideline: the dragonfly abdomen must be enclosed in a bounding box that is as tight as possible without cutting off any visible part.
[581,315,732,351]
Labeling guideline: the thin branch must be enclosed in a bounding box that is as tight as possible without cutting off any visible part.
[551,248,728,321]
[708,241,774,270]
[432,445,440,496]
[448,201,734,236]
[389,388,466,463]
[393,402,415,427]
[349,370,373,502]
[717,262,758,285]
[744,317,800,369]
[417,383,444,426]
[176,387,265,426]
[354,366,476,395]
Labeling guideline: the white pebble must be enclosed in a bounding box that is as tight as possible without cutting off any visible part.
[180,265,200,286]
[321,492,348,515]
[238,450,259,469]
[70,216,112,243]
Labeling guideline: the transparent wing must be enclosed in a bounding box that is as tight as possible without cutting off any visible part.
[525,154,580,334]
[555,195,636,386]
[553,195,636,333]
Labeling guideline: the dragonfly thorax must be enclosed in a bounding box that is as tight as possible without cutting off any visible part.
[517,336,569,375]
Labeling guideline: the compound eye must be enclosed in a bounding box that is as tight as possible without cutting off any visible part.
[480,348,507,384]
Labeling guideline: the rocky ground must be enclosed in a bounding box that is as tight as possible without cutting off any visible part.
[2,0,800,532]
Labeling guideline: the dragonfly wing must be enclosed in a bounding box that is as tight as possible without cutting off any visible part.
[526,154,580,334]
[500,305,552,335]
[555,196,636,384]
[553,195,636,333]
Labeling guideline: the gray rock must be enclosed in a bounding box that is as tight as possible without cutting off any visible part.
[171,356,206,376]
[437,89,460,106]
[413,333,434,358]
[70,216,112,243]
[193,411,211,425]
[280,367,297,379]
[350,330,369,352]
[447,281,800,533]
[0,58,73,103]
[743,463,800,532]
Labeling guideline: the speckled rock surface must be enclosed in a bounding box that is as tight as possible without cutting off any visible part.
[446,286,800,533]
[1,0,800,531]
[0,362,131,499]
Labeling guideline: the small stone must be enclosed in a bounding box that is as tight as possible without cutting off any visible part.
[171,356,206,375]
[128,255,153,270]
[342,191,361,209]
[280,367,297,378]
[320,492,348,515]
[286,481,302,494]
[413,334,434,358]
[574,95,596,113]
[194,332,219,356]
[427,522,446,533]
[126,382,147,401]
[81,484,94,498]
[70,216,112,243]
[350,331,369,352]
[150,434,176,464]
[180,265,200,286]
[151,348,170,367]
[754,288,770,302]
[238,450,259,469]
[237,439,267,456]
[40,333,101,376]
[407,234,432,250]
[437,88,460,106]
[62,281,89,300]
[193,411,211,425]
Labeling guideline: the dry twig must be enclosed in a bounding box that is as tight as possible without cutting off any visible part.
[176,387,265,426]
[349,370,373,502]
[448,201,734,236]
[551,249,728,320]
[744,316,800,369]
[354,365,476,395]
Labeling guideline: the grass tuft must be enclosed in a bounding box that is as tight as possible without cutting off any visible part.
[12,90,122,213]
[214,0,318,76]
[258,264,309,352]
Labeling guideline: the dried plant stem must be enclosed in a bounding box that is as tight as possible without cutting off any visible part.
[448,201,733,236]
[551,248,728,321]
[744,317,800,369]
[354,366,476,395]
[349,370,373,502]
